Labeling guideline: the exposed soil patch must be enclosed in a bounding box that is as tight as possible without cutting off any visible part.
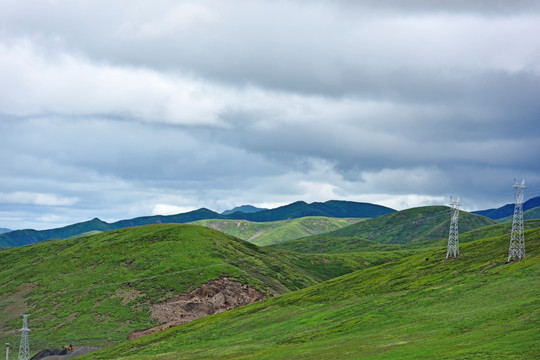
[129,277,266,339]
[115,288,143,305]
[0,282,38,333]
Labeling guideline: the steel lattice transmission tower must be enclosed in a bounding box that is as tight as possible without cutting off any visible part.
[17,314,30,360]
[446,196,461,259]
[508,179,526,262]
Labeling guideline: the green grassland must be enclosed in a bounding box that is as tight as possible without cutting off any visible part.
[81,228,540,359]
[269,236,412,254]
[271,219,540,254]
[192,217,362,246]
[0,224,389,352]
[323,206,496,244]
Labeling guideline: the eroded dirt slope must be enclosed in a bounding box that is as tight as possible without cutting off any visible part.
[129,277,266,339]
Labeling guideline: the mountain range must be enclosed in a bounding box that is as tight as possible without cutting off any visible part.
[0,200,395,247]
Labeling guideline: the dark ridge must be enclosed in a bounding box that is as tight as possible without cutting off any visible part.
[0,200,395,248]
[472,196,540,219]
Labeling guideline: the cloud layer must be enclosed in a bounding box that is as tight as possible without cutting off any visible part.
[1,0,539,229]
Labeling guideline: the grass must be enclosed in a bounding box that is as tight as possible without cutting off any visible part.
[321,206,496,244]
[191,217,363,246]
[271,219,540,254]
[0,224,384,353]
[80,228,540,359]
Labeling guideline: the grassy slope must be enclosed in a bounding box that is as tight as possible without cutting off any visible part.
[192,217,362,246]
[271,219,540,254]
[82,228,540,360]
[270,236,412,254]
[0,224,380,352]
[324,206,496,244]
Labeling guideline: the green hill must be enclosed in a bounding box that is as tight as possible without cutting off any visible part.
[269,236,408,254]
[192,217,363,246]
[271,219,540,254]
[324,206,496,244]
[0,224,379,353]
[80,228,540,359]
[230,200,394,222]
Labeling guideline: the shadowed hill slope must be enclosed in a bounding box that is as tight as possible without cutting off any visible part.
[228,200,394,222]
[0,224,376,353]
[323,206,496,244]
[80,228,540,360]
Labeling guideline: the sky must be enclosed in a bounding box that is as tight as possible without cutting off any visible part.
[1,0,540,230]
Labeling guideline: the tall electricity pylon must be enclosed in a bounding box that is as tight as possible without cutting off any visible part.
[508,179,526,262]
[17,314,30,360]
[446,196,461,259]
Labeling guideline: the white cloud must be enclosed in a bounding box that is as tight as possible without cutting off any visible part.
[151,204,197,216]
[0,192,78,206]
[0,40,230,126]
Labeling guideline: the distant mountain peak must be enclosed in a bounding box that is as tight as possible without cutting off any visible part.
[221,205,268,215]
[0,228,11,234]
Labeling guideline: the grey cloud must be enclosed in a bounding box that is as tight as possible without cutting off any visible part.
[1,1,539,229]
[2,1,539,98]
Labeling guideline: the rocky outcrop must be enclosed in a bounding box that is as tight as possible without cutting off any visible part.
[129,277,266,339]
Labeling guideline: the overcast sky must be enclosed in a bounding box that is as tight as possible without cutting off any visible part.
[1,0,540,230]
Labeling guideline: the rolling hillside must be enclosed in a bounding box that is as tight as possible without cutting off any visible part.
[80,228,540,359]
[0,224,378,353]
[272,219,540,254]
[0,200,394,248]
[192,217,363,246]
[323,206,496,244]
[270,236,409,254]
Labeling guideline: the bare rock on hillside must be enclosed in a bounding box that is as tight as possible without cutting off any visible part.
[129,277,266,339]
